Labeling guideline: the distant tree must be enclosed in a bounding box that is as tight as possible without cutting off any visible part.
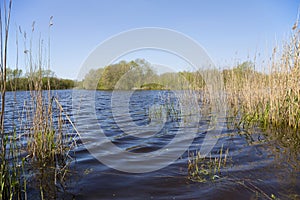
[82,59,207,90]
[234,61,254,74]
[179,71,205,89]
[4,67,75,91]
[88,59,158,90]
[83,68,103,89]
[6,68,22,81]
[25,68,55,78]
[222,61,262,90]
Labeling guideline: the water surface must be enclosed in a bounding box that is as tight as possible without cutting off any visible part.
[3,90,300,200]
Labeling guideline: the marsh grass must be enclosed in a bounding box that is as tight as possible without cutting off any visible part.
[188,146,229,183]
[220,22,300,199]
[224,22,300,151]
[25,97,74,199]
[1,2,77,198]
[21,24,78,198]
[0,132,27,200]
[0,1,26,199]
[148,91,181,122]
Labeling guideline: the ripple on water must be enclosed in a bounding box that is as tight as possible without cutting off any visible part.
[3,90,299,199]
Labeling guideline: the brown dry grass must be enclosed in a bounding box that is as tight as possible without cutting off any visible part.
[226,24,300,132]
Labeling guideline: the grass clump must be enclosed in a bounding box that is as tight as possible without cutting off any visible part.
[25,96,73,199]
[148,91,181,123]
[20,20,77,198]
[0,133,27,200]
[188,146,229,183]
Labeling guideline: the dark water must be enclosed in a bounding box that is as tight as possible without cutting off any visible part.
[2,90,300,200]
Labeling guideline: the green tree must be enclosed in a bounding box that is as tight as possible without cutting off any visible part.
[83,68,103,89]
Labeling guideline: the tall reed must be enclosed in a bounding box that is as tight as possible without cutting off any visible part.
[0,1,77,198]
[224,21,300,159]
[20,17,77,199]
[0,0,11,153]
[0,1,26,200]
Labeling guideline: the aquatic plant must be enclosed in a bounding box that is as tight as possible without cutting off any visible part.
[148,91,181,123]
[224,21,300,150]
[1,2,78,198]
[21,19,78,199]
[0,1,26,199]
[188,146,229,183]
[221,21,300,199]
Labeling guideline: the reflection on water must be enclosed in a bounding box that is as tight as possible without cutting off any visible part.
[2,90,300,199]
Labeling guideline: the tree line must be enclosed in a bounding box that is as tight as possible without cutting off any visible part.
[82,59,259,90]
[3,68,75,91]
[82,59,207,90]
[3,59,259,91]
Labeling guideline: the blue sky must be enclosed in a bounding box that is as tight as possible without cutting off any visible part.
[7,0,300,79]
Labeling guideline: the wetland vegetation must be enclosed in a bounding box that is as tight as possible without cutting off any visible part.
[0,0,299,199]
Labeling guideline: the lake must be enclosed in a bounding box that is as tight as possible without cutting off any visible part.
[2,90,300,200]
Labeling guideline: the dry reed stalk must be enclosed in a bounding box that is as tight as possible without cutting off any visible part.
[225,24,300,131]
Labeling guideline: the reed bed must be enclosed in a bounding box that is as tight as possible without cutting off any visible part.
[225,24,300,133]
[0,1,77,199]
[187,19,300,188]
[0,1,23,199]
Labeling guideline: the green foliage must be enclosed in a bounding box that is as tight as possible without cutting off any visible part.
[82,59,207,90]
[5,68,75,91]
[140,83,165,90]
[157,72,182,90]
[82,59,157,90]
[179,71,205,89]
[222,61,266,90]
[6,68,23,81]
[98,60,132,90]
[82,68,103,90]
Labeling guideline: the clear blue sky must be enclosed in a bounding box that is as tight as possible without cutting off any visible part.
[7,0,300,79]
